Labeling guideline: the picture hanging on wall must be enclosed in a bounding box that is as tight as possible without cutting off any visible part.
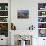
[17,10,29,19]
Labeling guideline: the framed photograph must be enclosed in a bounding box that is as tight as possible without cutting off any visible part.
[38,3,46,10]
[0,17,8,22]
[38,29,46,37]
[17,10,29,19]
[0,23,8,37]
[0,3,8,10]
[38,17,46,22]
[0,11,8,16]
[38,23,46,28]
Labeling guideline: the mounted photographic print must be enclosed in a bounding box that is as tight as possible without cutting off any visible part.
[38,29,46,37]
[0,17,8,22]
[0,23,8,37]
[17,10,29,19]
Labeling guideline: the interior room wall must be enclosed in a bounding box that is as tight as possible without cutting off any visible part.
[11,0,46,46]
[11,0,38,30]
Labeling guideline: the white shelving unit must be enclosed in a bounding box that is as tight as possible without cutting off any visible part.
[0,3,8,22]
[0,3,9,45]
[38,3,46,37]
[0,3,8,35]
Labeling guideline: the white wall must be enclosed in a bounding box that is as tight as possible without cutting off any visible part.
[0,0,9,45]
[11,0,46,30]
[11,0,38,45]
[11,0,38,30]
[11,0,46,46]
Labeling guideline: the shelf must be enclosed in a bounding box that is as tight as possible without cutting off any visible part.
[38,16,46,17]
[38,3,46,37]
[0,22,8,23]
[0,10,8,11]
[38,10,46,11]
[0,16,8,17]
[38,22,46,23]
[0,3,8,37]
[38,28,46,29]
